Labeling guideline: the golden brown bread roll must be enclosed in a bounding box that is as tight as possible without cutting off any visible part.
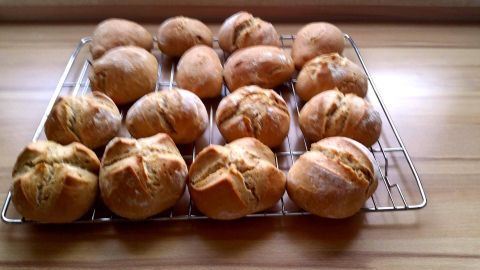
[287,137,378,219]
[291,22,345,69]
[188,138,286,220]
[99,134,188,220]
[156,16,213,57]
[44,92,122,149]
[90,46,158,105]
[223,45,294,91]
[90,18,153,60]
[175,45,223,98]
[216,85,290,148]
[299,89,381,147]
[295,53,368,101]
[11,141,99,223]
[125,88,208,144]
[218,11,281,53]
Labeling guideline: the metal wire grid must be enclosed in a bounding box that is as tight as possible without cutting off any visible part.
[1,34,427,224]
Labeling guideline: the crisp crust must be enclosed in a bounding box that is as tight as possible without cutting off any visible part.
[44,92,121,149]
[299,89,382,147]
[223,45,294,91]
[286,136,378,218]
[215,85,290,147]
[11,141,99,223]
[90,18,153,60]
[295,53,368,101]
[188,138,285,220]
[291,22,345,69]
[156,16,213,57]
[218,11,280,53]
[89,46,158,105]
[125,88,208,144]
[99,134,188,220]
[175,45,223,98]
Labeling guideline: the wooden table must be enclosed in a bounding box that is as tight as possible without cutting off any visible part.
[0,23,479,269]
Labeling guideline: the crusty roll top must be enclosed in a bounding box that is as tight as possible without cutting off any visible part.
[188,138,285,220]
[125,88,208,144]
[218,11,280,53]
[12,141,99,223]
[99,134,188,220]
[299,89,381,147]
[44,92,121,149]
[90,18,153,59]
[223,45,295,91]
[295,53,368,101]
[216,85,290,147]
[287,137,378,218]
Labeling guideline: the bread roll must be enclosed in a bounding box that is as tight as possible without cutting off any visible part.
[156,16,213,57]
[295,53,368,101]
[299,90,381,147]
[223,45,294,91]
[287,137,378,219]
[99,134,187,220]
[11,141,99,223]
[216,85,290,148]
[125,88,208,144]
[291,22,344,69]
[44,92,122,149]
[218,11,280,53]
[90,18,153,59]
[90,46,158,105]
[175,45,223,98]
[188,138,286,220]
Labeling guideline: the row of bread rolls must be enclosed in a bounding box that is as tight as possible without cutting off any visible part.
[11,134,188,222]
[10,13,384,222]
[11,134,376,222]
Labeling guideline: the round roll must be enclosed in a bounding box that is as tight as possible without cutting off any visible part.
[11,141,99,223]
[45,92,121,149]
[223,45,294,91]
[299,89,381,147]
[125,88,208,144]
[99,134,188,220]
[216,85,290,148]
[156,16,213,57]
[175,45,223,98]
[291,22,345,69]
[90,46,158,105]
[287,137,378,219]
[295,53,368,101]
[188,138,286,220]
[218,11,280,53]
[90,18,153,59]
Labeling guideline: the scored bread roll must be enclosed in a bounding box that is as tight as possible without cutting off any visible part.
[44,92,122,149]
[291,22,345,69]
[90,46,158,105]
[218,11,280,53]
[188,138,286,220]
[299,89,381,147]
[99,134,188,220]
[295,53,368,101]
[216,85,290,148]
[11,141,99,223]
[175,45,223,98]
[156,16,213,57]
[287,137,378,219]
[125,88,208,144]
[90,18,153,60]
[223,45,294,91]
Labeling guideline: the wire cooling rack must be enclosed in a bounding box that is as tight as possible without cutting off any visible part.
[1,34,427,224]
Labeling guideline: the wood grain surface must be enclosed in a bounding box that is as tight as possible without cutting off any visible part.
[0,23,479,269]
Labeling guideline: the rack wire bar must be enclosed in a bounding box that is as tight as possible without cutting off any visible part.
[1,34,426,224]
